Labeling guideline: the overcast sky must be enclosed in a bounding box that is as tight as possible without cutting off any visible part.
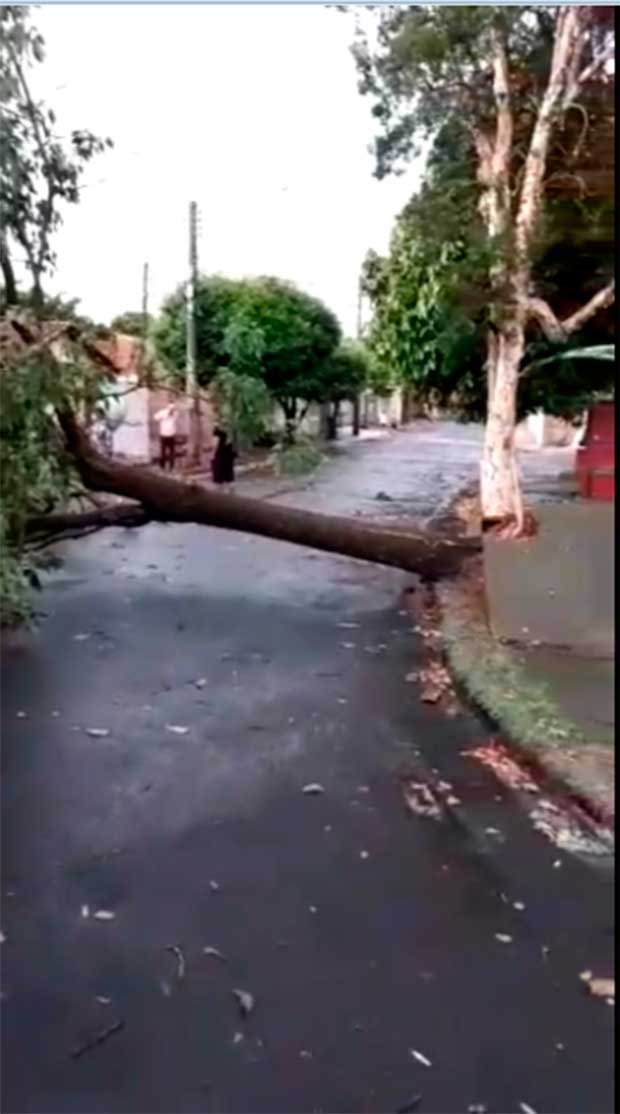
[26,4,424,335]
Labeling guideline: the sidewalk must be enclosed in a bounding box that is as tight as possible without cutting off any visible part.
[440,478,614,827]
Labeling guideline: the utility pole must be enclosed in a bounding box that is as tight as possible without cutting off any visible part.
[186,200,202,468]
[353,276,362,436]
[141,261,150,385]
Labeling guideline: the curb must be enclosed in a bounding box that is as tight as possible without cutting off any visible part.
[434,559,614,840]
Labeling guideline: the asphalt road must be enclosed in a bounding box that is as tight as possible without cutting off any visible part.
[1,427,614,1113]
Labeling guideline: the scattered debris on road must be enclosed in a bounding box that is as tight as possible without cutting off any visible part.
[203,946,226,960]
[403,781,443,821]
[233,989,255,1017]
[85,728,110,738]
[495,934,513,944]
[531,799,609,857]
[410,1049,432,1067]
[194,677,208,689]
[93,909,115,921]
[302,783,325,795]
[462,742,539,794]
[209,880,220,892]
[579,972,614,1000]
[165,945,186,981]
[395,1094,422,1113]
[166,724,190,735]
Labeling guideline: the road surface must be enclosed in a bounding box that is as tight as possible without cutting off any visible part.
[1,425,614,1113]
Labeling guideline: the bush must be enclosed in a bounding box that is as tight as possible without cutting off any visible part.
[275,439,323,476]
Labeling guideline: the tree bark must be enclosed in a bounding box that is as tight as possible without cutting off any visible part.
[0,235,18,306]
[476,8,605,533]
[352,395,361,436]
[480,319,525,526]
[53,410,479,580]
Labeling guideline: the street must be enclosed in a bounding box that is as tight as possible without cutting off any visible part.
[1,426,614,1114]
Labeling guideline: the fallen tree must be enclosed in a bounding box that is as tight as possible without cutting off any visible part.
[4,313,478,592]
[43,409,479,580]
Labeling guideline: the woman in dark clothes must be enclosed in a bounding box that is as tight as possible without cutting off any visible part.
[210,427,237,491]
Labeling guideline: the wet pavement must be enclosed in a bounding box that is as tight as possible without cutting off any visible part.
[1,425,614,1114]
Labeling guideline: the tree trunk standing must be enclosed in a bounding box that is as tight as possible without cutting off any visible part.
[282,399,297,444]
[476,8,617,534]
[0,235,18,306]
[480,319,525,525]
[352,395,361,436]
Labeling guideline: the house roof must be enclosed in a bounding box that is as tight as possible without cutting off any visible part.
[0,316,147,379]
[91,333,146,379]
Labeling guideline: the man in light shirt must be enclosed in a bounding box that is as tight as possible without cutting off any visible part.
[154,402,178,471]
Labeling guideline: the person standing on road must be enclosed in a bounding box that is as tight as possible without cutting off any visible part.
[154,402,178,471]
[210,427,237,492]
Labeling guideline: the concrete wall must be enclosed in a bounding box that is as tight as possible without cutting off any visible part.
[516,410,584,450]
[110,381,214,463]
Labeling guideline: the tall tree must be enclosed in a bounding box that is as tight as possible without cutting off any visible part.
[0,5,111,307]
[154,276,342,439]
[352,6,615,532]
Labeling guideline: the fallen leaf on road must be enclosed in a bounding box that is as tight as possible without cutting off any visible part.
[519,1103,537,1114]
[166,724,189,735]
[581,975,614,999]
[337,622,360,629]
[299,1049,313,1060]
[396,1095,422,1113]
[16,710,27,718]
[302,783,325,795]
[85,728,110,738]
[463,743,539,793]
[410,1049,432,1067]
[360,850,369,860]
[494,933,513,944]
[513,901,526,911]
[0,932,5,944]
[166,945,186,981]
[467,1106,487,1113]
[81,905,90,919]
[232,1031,244,1045]
[194,678,208,689]
[340,642,356,649]
[209,880,220,892]
[203,946,226,960]
[233,989,255,1017]
[420,686,441,704]
[96,996,111,1005]
[160,979,172,997]
[93,910,115,921]
[403,781,442,821]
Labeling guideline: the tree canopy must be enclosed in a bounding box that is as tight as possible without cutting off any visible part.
[362,115,615,422]
[154,275,342,428]
[110,311,151,336]
[0,5,112,307]
[351,5,615,526]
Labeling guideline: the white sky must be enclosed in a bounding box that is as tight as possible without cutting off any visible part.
[26,4,425,335]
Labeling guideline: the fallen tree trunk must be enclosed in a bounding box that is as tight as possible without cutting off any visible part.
[25,502,150,549]
[48,410,479,580]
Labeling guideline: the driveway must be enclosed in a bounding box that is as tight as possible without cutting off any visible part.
[1,424,614,1113]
